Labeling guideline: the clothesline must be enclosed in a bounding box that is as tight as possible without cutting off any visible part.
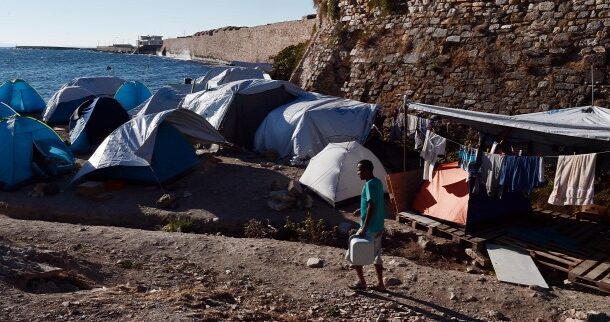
[425,130,610,159]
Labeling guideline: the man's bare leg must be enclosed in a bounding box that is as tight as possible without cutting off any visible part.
[374,264,386,290]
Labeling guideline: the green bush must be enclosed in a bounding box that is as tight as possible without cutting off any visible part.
[270,42,309,81]
[327,0,340,20]
[162,218,194,233]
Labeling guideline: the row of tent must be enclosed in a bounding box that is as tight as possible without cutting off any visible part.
[1,68,386,207]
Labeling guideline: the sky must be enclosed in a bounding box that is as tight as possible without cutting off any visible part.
[0,0,316,47]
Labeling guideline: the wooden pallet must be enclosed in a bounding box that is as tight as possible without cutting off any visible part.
[397,211,505,250]
[569,258,610,292]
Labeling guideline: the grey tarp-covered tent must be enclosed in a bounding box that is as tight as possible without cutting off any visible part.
[408,103,610,150]
[182,79,313,149]
[71,109,226,185]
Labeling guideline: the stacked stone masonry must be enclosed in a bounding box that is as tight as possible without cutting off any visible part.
[292,0,610,115]
[162,18,316,64]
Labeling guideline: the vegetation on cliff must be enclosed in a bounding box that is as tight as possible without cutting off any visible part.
[270,41,309,81]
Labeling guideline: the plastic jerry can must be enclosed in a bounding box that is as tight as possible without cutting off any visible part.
[349,235,375,265]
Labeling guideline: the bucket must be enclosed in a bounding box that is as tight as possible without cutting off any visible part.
[349,235,375,266]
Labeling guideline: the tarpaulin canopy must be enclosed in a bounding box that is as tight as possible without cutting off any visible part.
[62,76,125,97]
[408,103,610,149]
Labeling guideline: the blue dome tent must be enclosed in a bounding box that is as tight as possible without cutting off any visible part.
[69,97,130,155]
[0,79,46,114]
[114,81,152,111]
[0,102,18,119]
[43,86,96,125]
[72,109,226,185]
[0,116,75,190]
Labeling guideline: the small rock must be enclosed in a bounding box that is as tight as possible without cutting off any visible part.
[306,257,324,268]
[464,295,478,302]
[449,292,457,301]
[384,277,401,286]
[385,302,399,310]
[488,310,505,320]
[376,313,387,322]
[156,194,179,209]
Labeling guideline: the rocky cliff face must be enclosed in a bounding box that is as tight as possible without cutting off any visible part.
[293,0,610,115]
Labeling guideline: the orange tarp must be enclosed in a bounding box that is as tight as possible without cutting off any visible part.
[412,162,470,225]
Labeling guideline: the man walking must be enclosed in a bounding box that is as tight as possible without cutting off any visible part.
[349,159,385,291]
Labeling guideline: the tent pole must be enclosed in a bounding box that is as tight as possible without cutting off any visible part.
[591,65,595,105]
[402,95,407,172]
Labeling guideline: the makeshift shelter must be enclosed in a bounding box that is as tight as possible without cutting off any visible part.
[255,96,380,160]
[0,102,18,119]
[0,79,46,114]
[410,162,531,229]
[0,116,75,190]
[62,76,125,97]
[182,79,311,149]
[299,141,388,207]
[43,86,96,125]
[114,81,153,111]
[71,109,226,185]
[189,66,270,93]
[69,97,130,154]
[408,103,610,151]
[129,86,185,117]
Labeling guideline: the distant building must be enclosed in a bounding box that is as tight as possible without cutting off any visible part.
[137,35,163,47]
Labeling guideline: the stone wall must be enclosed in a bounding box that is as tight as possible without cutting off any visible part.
[293,0,610,115]
[162,18,316,64]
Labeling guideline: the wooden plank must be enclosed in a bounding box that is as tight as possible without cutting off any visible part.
[569,260,599,278]
[584,261,610,280]
[487,243,549,288]
[399,212,441,227]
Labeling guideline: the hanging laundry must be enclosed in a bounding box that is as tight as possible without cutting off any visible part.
[389,111,405,142]
[458,146,477,172]
[498,155,544,195]
[413,116,430,150]
[479,153,505,197]
[420,130,446,181]
[548,153,596,206]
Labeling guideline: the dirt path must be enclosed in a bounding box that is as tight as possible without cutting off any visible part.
[0,215,608,322]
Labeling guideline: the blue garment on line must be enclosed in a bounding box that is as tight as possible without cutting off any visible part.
[498,155,543,194]
[458,146,477,172]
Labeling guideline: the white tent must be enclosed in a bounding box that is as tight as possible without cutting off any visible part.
[254,96,380,161]
[182,79,313,148]
[129,87,185,117]
[63,76,126,97]
[299,141,388,207]
[43,86,95,124]
[72,109,226,184]
[408,103,610,149]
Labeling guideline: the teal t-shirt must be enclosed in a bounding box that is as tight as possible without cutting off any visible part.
[360,177,385,233]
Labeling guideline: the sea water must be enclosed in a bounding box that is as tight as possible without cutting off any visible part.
[0,47,212,100]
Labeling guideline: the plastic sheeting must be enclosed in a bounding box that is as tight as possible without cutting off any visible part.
[408,103,610,149]
[254,97,379,160]
[299,141,388,207]
[0,79,46,113]
[130,86,185,117]
[43,86,95,125]
[190,66,270,92]
[72,109,226,184]
[114,81,153,111]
